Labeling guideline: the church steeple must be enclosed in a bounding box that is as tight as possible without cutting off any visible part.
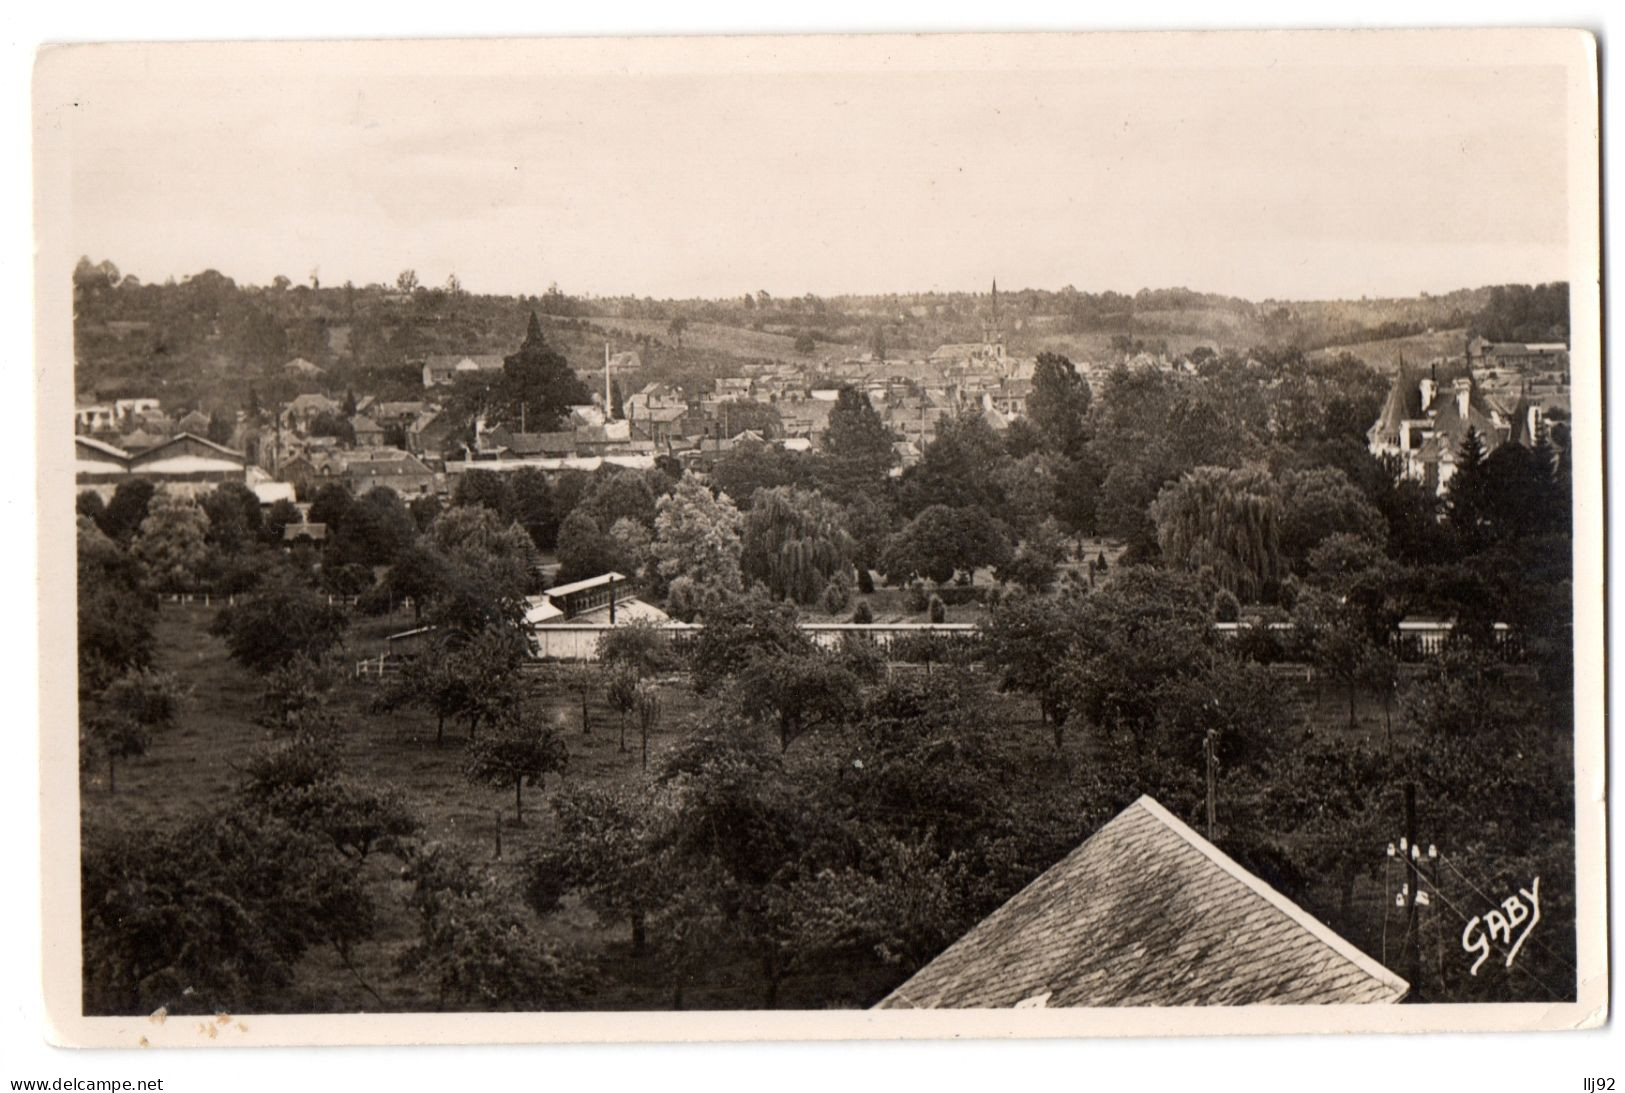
[983,277,1006,366]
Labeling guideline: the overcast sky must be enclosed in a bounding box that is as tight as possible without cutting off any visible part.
[43,35,1573,302]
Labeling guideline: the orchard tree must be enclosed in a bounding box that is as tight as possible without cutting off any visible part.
[465,714,569,822]
[689,591,806,693]
[77,518,156,694]
[981,591,1083,746]
[82,668,184,793]
[398,844,582,1010]
[736,646,866,753]
[1293,587,1384,730]
[596,619,674,678]
[605,665,639,754]
[1060,567,1214,752]
[210,575,349,673]
[634,682,663,771]
[526,784,677,955]
[443,626,530,742]
[81,810,376,1015]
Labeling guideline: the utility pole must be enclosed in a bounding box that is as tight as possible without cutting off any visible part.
[1203,729,1218,841]
[1404,782,1422,1000]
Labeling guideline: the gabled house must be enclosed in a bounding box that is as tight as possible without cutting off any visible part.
[343,450,436,497]
[877,795,1409,1009]
[350,414,385,448]
[1368,363,1512,495]
[74,402,117,434]
[281,393,343,432]
[174,409,213,436]
[421,353,506,388]
[102,433,250,497]
[75,436,131,494]
[284,357,325,377]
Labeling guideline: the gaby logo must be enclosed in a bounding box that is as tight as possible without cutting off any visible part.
[1461,876,1541,976]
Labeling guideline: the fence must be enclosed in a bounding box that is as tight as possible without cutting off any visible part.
[353,653,399,680]
[353,618,1518,681]
[163,591,366,609]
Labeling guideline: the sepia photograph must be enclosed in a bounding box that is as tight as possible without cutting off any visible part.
[29,27,1604,1051]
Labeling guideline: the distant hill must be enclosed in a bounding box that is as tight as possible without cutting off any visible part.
[69,258,1566,414]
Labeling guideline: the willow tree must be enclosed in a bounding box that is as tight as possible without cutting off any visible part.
[1150,465,1283,602]
[740,486,855,605]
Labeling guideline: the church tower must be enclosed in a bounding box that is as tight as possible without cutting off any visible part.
[983,277,1007,366]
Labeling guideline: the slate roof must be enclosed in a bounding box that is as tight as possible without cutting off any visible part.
[502,431,578,457]
[345,454,432,479]
[877,795,1409,1008]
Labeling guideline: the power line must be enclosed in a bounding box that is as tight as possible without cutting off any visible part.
[1434,851,1576,974]
[1409,868,1567,1003]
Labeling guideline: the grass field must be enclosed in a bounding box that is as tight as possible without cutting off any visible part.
[82,601,1438,1012]
[577,316,813,362]
[1312,327,1468,373]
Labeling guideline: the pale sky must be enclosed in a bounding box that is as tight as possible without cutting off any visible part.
[41,35,1573,301]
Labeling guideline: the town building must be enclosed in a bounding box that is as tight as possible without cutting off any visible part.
[1368,363,1520,494]
[76,433,250,500]
[524,572,676,659]
[74,402,117,434]
[421,353,506,388]
[342,449,437,497]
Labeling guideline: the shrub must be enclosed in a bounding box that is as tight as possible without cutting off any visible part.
[321,563,376,597]
[851,600,874,624]
[927,594,947,624]
[665,575,723,622]
[931,586,988,607]
[856,567,875,595]
[904,583,931,613]
[1213,588,1241,623]
[819,574,852,615]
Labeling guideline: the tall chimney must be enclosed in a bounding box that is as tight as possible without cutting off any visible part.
[604,343,612,415]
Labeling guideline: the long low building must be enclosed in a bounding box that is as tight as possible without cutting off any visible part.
[75,433,248,499]
[443,453,659,479]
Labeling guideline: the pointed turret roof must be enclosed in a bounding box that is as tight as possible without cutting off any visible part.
[1367,362,1423,447]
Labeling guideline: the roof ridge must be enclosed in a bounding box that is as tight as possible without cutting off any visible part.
[1131,795,1410,999]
